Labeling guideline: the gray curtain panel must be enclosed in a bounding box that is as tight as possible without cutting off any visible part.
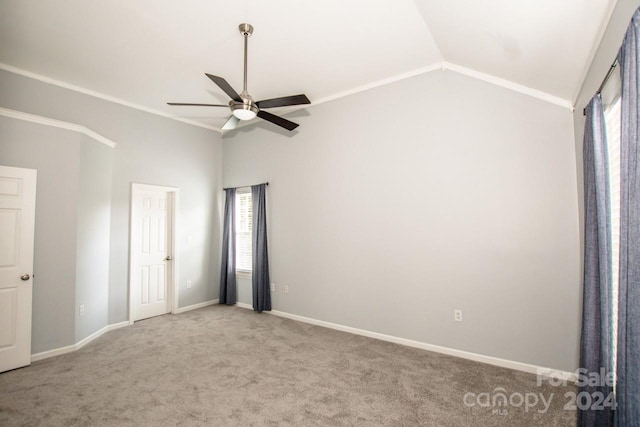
[219,188,237,305]
[616,8,640,425]
[579,94,614,427]
[251,184,271,312]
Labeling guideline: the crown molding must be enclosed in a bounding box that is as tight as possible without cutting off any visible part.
[443,62,574,110]
[311,63,444,107]
[312,61,574,111]
[3,60,573,139]
[0,106,117,148]
[0,63,222,133]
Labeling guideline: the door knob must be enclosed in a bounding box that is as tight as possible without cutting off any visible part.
[165,256,173,261]
[21,274,30,281]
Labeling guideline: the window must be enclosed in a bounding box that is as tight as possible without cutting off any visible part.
[603,73,621,383]
[235,189,253,273]
[605,96,621,380]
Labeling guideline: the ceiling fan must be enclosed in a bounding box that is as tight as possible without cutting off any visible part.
[168,23,311,132]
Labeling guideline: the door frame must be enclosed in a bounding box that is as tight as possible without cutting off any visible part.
[128,183,179,324]
[0,165,37,372]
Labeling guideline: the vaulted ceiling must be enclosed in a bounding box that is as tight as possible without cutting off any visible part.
[0,0,617,132]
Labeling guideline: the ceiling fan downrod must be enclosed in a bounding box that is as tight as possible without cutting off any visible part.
[231,23,258,120]
[239,23,253,97]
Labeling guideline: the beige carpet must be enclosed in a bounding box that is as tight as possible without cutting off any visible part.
[0,305,576,426]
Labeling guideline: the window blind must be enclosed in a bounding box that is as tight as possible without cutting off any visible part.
[235,190,253,272]
[605,95,621,379]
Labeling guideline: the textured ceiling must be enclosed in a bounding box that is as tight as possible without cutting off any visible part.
[0,0,617,132]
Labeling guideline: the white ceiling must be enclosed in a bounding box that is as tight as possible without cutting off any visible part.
[0,0,616,132]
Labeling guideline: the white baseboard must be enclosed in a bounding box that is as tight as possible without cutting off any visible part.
[234,304,576,382]
[31,343,77,362]
[31,321,129,362]
[174,299,218,314]
[31,300,219,362]
[31,301,575,383]
[235,302,253,310]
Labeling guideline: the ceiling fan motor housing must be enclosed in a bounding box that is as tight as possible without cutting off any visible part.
[231,98,258,120]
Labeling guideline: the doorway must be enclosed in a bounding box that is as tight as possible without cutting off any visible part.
[0,165,36,373]
[129,184,178,322]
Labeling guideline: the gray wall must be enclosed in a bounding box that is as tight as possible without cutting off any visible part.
[1,68,223,352]
[103,109,222,320]
[75,137,113,342]
[0,116,80,353]
[223,70,581,372]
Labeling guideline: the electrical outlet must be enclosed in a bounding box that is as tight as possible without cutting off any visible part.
[454,309,462,322]
[270,282,275,292]
[186,280,192,289]
[79,304,85,316]
[284,285,289,294]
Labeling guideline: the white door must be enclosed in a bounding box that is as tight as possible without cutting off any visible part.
[130,185,175,321]
[0,166,36,373]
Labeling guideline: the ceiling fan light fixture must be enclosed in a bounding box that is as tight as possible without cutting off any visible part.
[231,102,259,120]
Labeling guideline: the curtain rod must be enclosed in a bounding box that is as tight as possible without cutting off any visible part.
[583,58,619,116]
[223,182,269,190]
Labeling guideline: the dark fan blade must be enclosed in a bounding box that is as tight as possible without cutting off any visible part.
[222,116,240,131]
[205,74,242,102]
[256,94,310,109]
[167,102,228,107]
[257,110,299,131]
